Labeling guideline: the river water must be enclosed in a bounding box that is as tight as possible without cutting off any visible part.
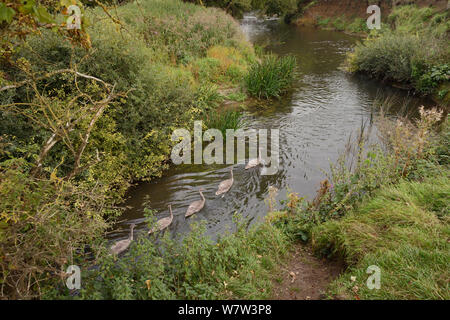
[108,14,431,242]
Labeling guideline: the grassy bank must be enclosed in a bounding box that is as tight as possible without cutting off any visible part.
[284,107,449,300]
[314,174,449,299]
[346,6,449,103]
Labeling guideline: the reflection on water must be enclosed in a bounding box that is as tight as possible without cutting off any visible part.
[108,13,432,242]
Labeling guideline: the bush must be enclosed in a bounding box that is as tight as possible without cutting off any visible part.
[47,216,289,299]
[346,5,449,95]
[0,158,114,298]
[189,45,254,84]
[245,55,296,99]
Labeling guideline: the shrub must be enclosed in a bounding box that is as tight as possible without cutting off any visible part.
[346,5,449,95]
[245,55,296,99]
[47,216,289,299]
[346,18,368,33]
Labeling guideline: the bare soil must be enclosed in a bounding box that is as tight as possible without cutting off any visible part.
[272,243,343,300]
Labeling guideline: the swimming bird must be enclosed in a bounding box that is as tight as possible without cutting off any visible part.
[215,168,234,196]
[185,188,206,218]
[148,204,174,234]
[245,148,263,169]
[110,223,135,255]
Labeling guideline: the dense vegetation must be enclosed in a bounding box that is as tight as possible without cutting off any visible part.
[245,55,296,99]
[346,6,449,102]
[1,0,448,300]
[0,0,296,299]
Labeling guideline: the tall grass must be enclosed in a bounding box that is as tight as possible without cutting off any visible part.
[205,109,244,137]
[245,55,297,99]
[313,175,450,299]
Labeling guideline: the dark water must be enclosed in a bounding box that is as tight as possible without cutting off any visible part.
[108,14,431,242]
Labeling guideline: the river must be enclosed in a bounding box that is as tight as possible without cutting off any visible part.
[108,14,431,242]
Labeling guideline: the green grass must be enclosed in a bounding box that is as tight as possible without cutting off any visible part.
[315,16,368,33]
[312,174,450,299]
[245,55,297,99]
[346,17,368,33]
[204,109,244,137]
[316,17,330,27]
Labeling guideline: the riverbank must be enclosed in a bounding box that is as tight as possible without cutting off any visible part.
[271,107,449,300]
[294,2,450,106]
[1,1,448,300]
[0,0,302,299]
[1,0,260,299]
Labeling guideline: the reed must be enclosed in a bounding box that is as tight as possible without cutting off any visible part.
[245,55,296,99]
[204,109,244,137]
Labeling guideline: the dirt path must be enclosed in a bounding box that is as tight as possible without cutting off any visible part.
[272,243,343,300]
